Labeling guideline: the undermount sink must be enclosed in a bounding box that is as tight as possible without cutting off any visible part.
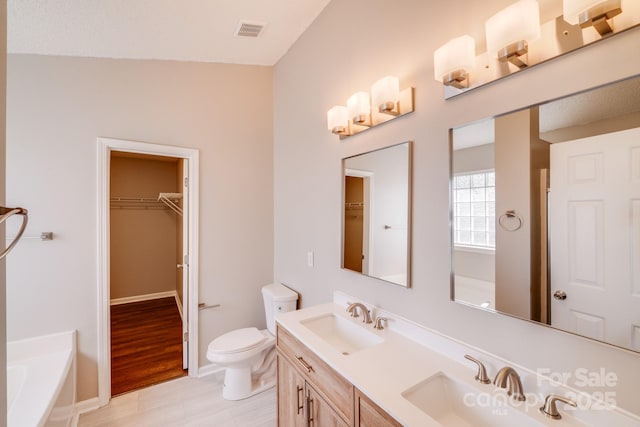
[402,373,545,427]
[300,314,383,355]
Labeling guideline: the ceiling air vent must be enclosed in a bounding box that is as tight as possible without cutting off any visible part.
[234,21,266,38]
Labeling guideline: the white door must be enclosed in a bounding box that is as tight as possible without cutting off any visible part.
[181,159,189,369]
[550,127,640,350]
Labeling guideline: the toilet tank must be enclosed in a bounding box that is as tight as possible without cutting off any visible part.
[262,283,298,335]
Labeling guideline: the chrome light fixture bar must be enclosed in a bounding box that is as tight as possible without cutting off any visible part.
[327,76,414,140]
[433,0,636,99]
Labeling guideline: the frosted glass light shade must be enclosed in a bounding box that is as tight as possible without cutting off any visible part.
[433,35,476,81]
[327,106,348,132]
[347,92,371,120]
[563,0,616,24]
[486,0,541,58]
[371,76,400,111]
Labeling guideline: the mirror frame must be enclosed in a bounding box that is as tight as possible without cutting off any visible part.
[341,141,413,288]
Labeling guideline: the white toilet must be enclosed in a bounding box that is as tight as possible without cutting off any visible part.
[206,283,298,400]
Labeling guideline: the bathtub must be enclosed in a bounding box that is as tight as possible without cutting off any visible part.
[7,331,77,427]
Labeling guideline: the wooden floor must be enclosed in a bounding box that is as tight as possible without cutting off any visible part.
[111,297,187,396]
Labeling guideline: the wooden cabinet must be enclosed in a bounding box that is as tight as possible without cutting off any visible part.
[307,383,349,427]
[355,388,402,427]
[276,325,402,427]
[277,326,354,426]
[277,353,307,427]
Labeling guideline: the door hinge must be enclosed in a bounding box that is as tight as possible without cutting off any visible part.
[183,331,189,342]
[184,177,189,188]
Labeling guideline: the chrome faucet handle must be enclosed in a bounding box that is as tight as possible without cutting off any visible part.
[539,395,577,420]
[464,355,491,384]
[346,302,360,318]
[373,316,388,330]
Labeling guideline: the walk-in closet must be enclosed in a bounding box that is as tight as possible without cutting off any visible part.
[109,151,187,396]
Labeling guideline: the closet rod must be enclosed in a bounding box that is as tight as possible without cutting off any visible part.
[110,197,159,203]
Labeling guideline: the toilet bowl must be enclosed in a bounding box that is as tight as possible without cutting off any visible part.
[206,283,298,400]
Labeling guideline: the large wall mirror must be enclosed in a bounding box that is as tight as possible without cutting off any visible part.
[342,142,412,287]
[451,75,640,352]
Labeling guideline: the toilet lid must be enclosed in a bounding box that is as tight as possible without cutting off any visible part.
[208,327,267,354]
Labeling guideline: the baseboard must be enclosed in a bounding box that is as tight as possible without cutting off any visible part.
[74,397,100,418]
[198,363,225,378]
[175,293,183,320]
[110,291,177,306]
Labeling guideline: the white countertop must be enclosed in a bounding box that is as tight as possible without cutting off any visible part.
[275,299,638,427]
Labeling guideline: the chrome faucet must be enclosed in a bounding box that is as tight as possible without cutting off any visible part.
[494,367,526,401]
[346,302,373,324]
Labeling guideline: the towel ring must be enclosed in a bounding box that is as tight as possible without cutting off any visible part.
[0,206,29,260]
[498,210,523,232]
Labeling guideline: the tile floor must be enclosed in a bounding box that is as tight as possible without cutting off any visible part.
[78,375,276,427]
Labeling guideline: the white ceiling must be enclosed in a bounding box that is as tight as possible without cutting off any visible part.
[7,0,332,66]
[539,77,640,132]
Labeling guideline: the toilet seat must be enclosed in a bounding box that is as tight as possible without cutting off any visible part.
[208,327,269,355]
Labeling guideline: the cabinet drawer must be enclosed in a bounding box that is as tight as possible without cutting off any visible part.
[277,325,354,424]
[355,388,402,427]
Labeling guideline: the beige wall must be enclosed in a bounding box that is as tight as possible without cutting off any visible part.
[6,55,274,401]
[273,0,640,415]
[1,0,7,424]
[494,108,550,320]
[110,154,178,300]
[452,143,494,174]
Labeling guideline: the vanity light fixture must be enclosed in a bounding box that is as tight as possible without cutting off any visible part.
[347,91,372,127]
[563,0,622,36]
[485,0,541,69]
[327,106,349,136]
[327,76,414,140]
[371,76,400,114]
[433,35,476,89]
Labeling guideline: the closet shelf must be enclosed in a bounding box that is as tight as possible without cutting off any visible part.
[158,193,183,216]
[345,202,364,210]
[110,193,183,216]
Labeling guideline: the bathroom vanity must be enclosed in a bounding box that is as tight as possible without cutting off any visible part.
[275,292,640,427]
[277,324,400,426]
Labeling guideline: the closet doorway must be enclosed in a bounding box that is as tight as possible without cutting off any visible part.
[97,138,200,406]
[110,151,187,395]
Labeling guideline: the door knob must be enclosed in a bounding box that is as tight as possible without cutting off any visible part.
[553,290,567,300]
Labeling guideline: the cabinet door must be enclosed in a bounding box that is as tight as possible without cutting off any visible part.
[307,384,349,427]
[277,326,354,422]
[277,353,307,427]
[355,388,402,427]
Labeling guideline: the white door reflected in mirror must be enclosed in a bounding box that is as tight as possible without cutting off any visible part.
[342,142,412,287]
